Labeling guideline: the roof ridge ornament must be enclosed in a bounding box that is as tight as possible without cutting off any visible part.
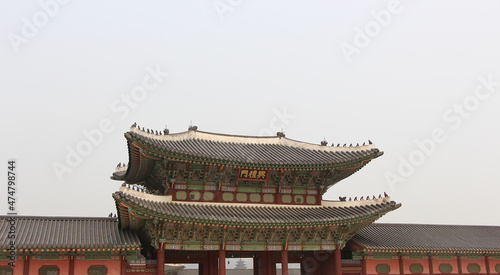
[276,131,285,138]
[188,122,198,131]
[321,138,328,146]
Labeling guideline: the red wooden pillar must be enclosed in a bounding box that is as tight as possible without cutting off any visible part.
[399,254,405,275]
[200,257,209,275]
[254,254,261,275]
[210,251,219,275]
[121,255,127,275]
[457,255,463,275]
[69,255,75,275]
[23,255,30,275]
[334,249,342,275]
[428,254,434,275]
[157,243,165,275]
[264,252,270,275]
[485,255,491,275]
[281,250,289,275]
[362,255,367,275]
[318,252,334,275]
[219,250,226,275]
[270,252,277,275]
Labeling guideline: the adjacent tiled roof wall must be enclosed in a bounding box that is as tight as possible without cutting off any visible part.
[127,127,383,166]
[352,223,500,253]
[113,191,400,226]
[0,216,140,250]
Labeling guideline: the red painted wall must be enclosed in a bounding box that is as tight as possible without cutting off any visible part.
[401,259,430,275]
[30,259,70,274]
[364,257,500,275]
[431,258,459,275]
[74,259,122,274]
[366,259,400,275]
[460,258,487,274]
[1,258,122,275]
[487,258,500,274]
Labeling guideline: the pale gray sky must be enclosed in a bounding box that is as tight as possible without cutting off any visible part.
[1,0,499,225]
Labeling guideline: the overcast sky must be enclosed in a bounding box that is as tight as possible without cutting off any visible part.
[1,0,499,226]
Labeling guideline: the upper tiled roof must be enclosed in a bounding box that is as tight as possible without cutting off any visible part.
[124,125,383,167]
[352,223,500,253]
[0,216,140,250]
[113,188,400,227]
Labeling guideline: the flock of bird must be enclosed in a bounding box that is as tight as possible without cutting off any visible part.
[339,192,389,201]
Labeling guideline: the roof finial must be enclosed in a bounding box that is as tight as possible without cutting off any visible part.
[188,121,198,131]
[276,131,285,138]
[131,122,137,128]
[369,140,373,145]
[384,192,388,197]
[164,125,170,135]
[321,138,328,146]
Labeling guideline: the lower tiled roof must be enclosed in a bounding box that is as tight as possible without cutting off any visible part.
[352,223,500,253]
[113,191,400,227]
[0,216,140,250]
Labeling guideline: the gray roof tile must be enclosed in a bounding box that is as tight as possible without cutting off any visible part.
[126,128,382,166]
[0,216,140,250]
[113,191,400,226]
[352,223,500,253]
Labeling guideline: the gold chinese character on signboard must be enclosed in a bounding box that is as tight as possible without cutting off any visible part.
[257,171,266,179]
[240,170,249,178]
[239,169,268,181]
[248,170,258,179]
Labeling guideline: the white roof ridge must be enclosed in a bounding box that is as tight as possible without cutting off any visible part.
[129,126,376,152]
